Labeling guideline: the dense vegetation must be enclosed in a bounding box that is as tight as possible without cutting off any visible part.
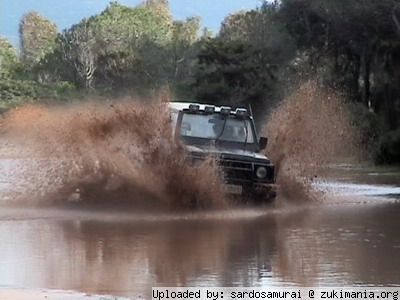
[0,0,399,163]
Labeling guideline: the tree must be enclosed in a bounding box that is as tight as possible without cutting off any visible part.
[64,19,98,90]
[220,11,250,41]
[19,11,58,66]
[193,39,277,110]
[220,4,295,66]
[40,17,100,89]
[89,2,174,88]
[144,0,173,29]
[0,37,18,78]
[193,4,295,115]
[170,17,201,80]
[278,0,400,127]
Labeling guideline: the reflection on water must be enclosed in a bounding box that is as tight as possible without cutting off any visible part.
[1,203,400,297]
[313,166,400,202]
[0,165,400,298]
[322,165,400,187]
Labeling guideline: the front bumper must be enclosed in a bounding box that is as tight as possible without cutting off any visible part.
[251,183,277,197]
[188,152,276,196]
[216,159,275,185]
[224,182,277,197]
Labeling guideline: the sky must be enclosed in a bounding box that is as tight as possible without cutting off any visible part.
[0,0,262,46]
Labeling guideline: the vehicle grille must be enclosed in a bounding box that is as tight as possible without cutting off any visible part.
[219,160,253,171]
[218,159,253,183]
[188,153,274,183]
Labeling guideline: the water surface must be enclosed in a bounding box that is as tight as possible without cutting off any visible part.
[0,165,399,299]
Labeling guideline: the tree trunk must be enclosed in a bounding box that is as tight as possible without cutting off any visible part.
[361,47,371,109]
[349,53,361,102]
[383,52,398,130]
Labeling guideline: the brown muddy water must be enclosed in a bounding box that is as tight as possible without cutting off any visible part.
[0,164,400,299]
[0,84,399,299]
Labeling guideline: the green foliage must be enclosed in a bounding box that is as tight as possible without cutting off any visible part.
[172,17,200,45]
[0,78,77,112]
[276,0,400,163]
[19,11,58,66]
[278,0,400,105]
[191,3,296,112]
[220,3,295,64]
[59,19,98,89]
[375,129,400,164]
[144,0,173,29]
[94,2,172,49]
[168,17,202,88]
[63,2,176,89]
[0,33,77,110]
[0,35,77,113]
[0,78,76,101]
[193,39,277,108]
[189,4,296,115]
[17,1,203,95]
[0,38,19,78]
[348,102,381,156]
[0,79,37,102]
[3,0,399,163]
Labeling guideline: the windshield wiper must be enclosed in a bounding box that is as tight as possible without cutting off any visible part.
[215,116,228,144]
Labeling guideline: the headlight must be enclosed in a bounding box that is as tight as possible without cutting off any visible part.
[256,166,267,179]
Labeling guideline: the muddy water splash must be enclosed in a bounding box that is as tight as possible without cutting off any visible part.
[1,100,225,209]
[264,81,361,203]
[1,82,362,208]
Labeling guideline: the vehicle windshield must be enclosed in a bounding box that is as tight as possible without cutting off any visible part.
[180,113,255,143]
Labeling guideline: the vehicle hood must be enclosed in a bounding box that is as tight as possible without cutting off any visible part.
[185,144,272,164]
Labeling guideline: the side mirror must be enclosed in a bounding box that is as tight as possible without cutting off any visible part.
[259,137,268,150]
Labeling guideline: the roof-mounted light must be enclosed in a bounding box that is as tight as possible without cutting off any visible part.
[188,104,200,113]
[204,105,215,114]
[220,106,231,115]
[235,108,248,118]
